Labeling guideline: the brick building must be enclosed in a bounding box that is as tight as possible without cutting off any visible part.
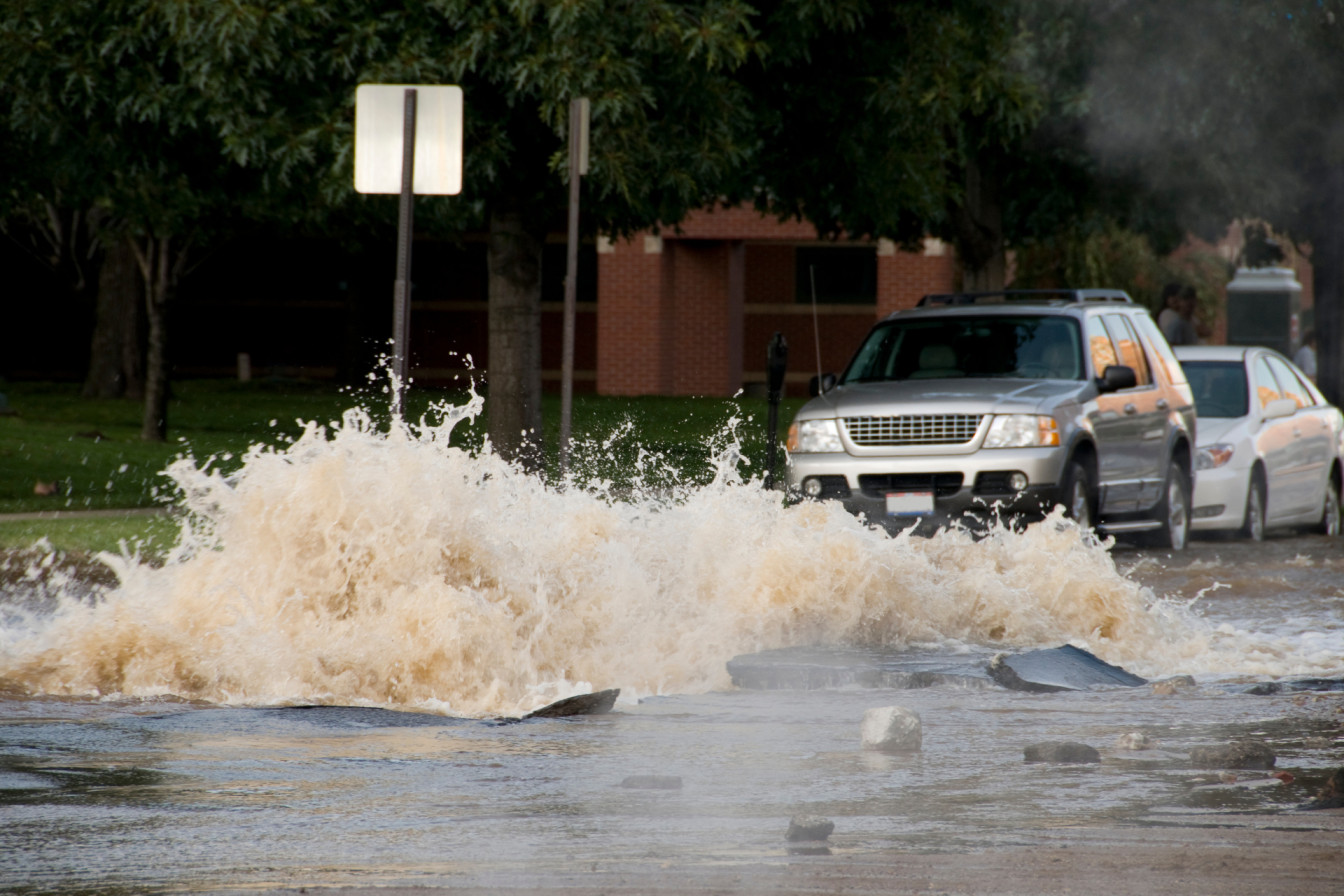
[594,205,956,397]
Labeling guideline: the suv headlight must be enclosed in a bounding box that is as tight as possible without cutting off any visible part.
[984,415,1060,448]
[787,419,843,453]
[1196,443,1235,470]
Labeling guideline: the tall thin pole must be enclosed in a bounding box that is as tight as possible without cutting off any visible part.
[391,87,417,418]
[559,98,588,474]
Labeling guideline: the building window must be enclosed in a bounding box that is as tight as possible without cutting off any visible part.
[794,246,877,304]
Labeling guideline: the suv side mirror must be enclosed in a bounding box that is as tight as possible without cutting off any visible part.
[809,373,837,397]
[1097,365,1137,393]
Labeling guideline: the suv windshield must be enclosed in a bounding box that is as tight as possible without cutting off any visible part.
[841,315,1084,383]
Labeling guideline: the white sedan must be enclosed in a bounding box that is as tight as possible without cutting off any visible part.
[1175,345,1343,540]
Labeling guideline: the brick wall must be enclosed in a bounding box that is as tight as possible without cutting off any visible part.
[596,235,668,394]
[670,241,738,394]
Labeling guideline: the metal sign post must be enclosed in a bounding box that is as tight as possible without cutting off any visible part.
[558,97,590,475]
[354,84,464,418]
[391,88,417,416]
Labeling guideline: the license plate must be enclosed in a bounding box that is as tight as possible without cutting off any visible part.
[886,491,934,516]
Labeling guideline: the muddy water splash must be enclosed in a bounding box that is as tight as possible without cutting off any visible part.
[0,394,1335,716]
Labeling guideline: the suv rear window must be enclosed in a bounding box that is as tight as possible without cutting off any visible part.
[841,315,1083,383]
[1101,313,1151,385]
[1133,314,1188,386]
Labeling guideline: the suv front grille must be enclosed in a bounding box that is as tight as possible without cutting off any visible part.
[843,414,984,446]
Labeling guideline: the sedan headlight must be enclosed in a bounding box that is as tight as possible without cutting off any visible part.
[787,419,843,453]
[984,415,1060,448]
[1196,443,1235,470]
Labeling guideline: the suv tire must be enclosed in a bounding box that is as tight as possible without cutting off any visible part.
[1151,461,1191,551]
[1062,460,1095,531]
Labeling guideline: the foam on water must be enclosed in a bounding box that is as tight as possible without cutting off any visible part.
[1,392,1340,716]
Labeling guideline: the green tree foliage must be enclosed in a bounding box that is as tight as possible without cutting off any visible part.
[0,0,268,438]
[738,0,1107,289]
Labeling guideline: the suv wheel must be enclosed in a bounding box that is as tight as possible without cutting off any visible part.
[1062,460,1094,531]
[1240,473,1265,542]
[1152,461,1190,551]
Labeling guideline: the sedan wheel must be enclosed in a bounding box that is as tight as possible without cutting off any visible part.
[1319,477,1342,537]
[1240,475,1265,542]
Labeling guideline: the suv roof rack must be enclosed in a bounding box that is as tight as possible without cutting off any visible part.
[918,289,1133,306]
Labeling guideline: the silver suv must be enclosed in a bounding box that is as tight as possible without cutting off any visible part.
[785,290,1197,548]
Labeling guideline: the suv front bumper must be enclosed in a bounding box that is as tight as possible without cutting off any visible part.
[786,447,1071,532]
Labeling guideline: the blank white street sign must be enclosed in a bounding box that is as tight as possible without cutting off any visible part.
[354,84,463,195]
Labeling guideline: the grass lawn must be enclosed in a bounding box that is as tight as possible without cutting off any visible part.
[0,378,804,555]
[0,511,182,558]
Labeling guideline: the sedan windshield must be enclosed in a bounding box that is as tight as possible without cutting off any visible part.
[1183,360,1249,418]
[841,315,1083,383]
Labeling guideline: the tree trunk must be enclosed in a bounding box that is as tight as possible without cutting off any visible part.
[131,235,183,442]
[948,155,1007,291]
[486,204,545,471]
[82,235,145,399]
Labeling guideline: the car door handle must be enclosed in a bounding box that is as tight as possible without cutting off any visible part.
[1156,399,1169,411]
[1124,404,1137,415]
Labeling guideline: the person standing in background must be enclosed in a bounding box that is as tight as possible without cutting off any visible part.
[1158,283,1203,345]
[1157,283,1191,345]
[1295,328,1318,381]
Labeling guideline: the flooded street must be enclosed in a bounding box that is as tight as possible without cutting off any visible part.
[1,408,1342,893]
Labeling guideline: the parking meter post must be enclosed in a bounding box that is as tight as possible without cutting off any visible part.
[391,87,417,419]
[765,332,789,490]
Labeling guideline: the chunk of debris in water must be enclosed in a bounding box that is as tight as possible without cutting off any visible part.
[1115,731,1157,750]
[1023,741,1100,764]
[988,645,1148,693]
[1189,738,1276,770]
[785,814,834,842]
[1301,767,1344,810]
[523,688,620,719]
[860,705,922,753]
[1150,675,1197,695]
[618,775,682,790]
